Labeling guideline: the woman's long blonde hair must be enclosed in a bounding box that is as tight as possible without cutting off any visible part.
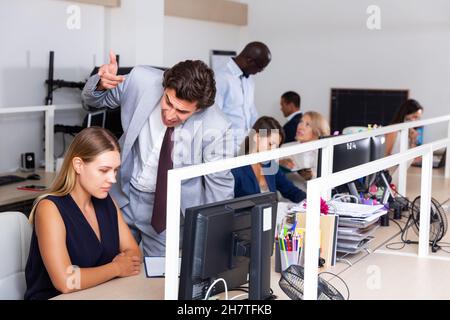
[29,127,120,224]
[301,111,330,139]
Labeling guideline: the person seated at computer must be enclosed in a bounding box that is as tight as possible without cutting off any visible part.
[385,99,424,186]
[385,99,423,156]
[279,111,330,181]
[232,116,306,203]
[24,127,141,300]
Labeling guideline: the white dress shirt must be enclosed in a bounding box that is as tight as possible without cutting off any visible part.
[286,110,302,122]
[281,141,318,173]
[131,103,166,193]
[214,58,259,149]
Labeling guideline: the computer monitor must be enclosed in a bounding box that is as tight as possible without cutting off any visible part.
[369,135,397,204]
[370,135,386,162]
[85,110,106,128]
[317,136,371,176]
[317,136,372,200]
[333,138,371,172]
[178,192,278,300]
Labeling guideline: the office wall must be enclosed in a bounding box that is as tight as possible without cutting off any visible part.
[0,0,105,171]
[241,0,450,143]
[106,0,164,67]
[0,0,165,172]
[163,16,244,68]
[2,0,450,173]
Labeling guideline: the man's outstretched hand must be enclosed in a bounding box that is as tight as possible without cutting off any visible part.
[96,50,125,91]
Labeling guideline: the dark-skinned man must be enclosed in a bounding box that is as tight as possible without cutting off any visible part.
[214,42,272,154]
[280,91,302,143]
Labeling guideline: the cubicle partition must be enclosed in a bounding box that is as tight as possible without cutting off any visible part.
[0,104,82,172]
[165,114,450,300]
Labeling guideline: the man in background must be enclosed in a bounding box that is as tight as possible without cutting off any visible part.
[214,42,272,153]
[280,91,302,143]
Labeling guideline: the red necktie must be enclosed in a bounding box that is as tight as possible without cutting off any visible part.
[151,126,174,234]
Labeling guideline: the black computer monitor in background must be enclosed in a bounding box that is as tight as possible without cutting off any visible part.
[370,135,386,162]
[364,135,387,188]
[317,135,391,201]
[179,193,277,300]
[333,138,371,172]
[317,136,371,199]
[369,135,395,204]
[317,136,371,176]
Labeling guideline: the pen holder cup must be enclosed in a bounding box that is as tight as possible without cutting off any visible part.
[280,250,300,272]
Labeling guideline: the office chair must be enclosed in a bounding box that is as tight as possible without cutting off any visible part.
[0,212,32,300]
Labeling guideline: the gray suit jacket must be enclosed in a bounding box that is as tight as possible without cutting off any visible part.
[82,66,234,213]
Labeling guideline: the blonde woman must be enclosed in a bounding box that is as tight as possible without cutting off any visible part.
[25,127,141,300]
[280,111,330,182]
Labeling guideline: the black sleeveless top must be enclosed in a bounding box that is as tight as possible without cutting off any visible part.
[24,194,120,300]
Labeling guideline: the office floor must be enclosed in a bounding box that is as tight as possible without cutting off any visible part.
[319,167,450,300]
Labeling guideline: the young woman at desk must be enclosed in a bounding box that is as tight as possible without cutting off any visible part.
[385,99,424,156]
[280,111,330,182]
[24,127,141,300]
[384,99,424,186]
[232,116,306,203]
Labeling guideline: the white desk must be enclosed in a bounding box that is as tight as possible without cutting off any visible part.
[0,169,56,207]
[52,264,164,300]
[52,259,290,300]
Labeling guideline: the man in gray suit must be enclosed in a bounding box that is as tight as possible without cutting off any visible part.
[82,52,234,256]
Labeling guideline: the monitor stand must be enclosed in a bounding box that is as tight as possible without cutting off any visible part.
[347,182,360,203]
[349,171,394,205]
[379,171,395,205]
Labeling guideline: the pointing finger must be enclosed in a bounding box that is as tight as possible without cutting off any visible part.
[109,50,117,66]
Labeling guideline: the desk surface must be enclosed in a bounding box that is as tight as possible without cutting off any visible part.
[52,264,165,300]
[52,259,289,300]
[0,169,56,207]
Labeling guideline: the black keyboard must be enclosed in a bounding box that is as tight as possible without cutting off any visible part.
[0,175,26,186]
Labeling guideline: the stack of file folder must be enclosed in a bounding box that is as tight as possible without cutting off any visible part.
[327,201,388,254]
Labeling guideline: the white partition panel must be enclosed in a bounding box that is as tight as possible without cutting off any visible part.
[164,114,450,300]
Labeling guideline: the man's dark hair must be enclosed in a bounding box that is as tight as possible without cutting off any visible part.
[281,91,301,109]
[163,60,216,109]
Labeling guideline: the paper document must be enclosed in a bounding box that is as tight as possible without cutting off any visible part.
[144,256,181,278]
[337,236,374,254]
[327,201,386,217]
[338,225,379,241]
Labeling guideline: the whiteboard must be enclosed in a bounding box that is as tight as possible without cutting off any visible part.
[210,50,236,70]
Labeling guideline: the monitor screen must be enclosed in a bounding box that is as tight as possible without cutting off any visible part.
[333,137,371,173]
[87,111,106,128]
[178,192,277,300]
[317,136,371,176]
[370,135,386,161]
